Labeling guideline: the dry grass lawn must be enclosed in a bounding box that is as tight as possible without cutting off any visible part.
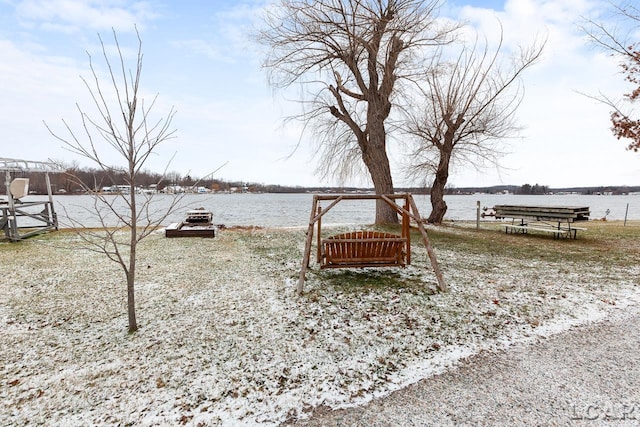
[1,220,639,425]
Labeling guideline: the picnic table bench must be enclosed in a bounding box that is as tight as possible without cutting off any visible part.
[494,205,589,239]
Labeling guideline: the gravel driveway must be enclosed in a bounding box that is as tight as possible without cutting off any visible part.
[291,307,640,426]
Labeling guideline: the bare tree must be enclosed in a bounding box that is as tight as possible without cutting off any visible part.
[581,2,640,151]
[259,0,459,223]
[405,28,544,223]
[45,29,179,333]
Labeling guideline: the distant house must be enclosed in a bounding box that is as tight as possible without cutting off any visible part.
[101,185,130,194]
[162,185,183,194]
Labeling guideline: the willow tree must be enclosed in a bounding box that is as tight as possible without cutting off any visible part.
[260,0,458,223]
[406,29,544,223]
[46,29,179,333]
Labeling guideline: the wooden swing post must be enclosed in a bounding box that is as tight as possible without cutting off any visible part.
[297,196,318,294]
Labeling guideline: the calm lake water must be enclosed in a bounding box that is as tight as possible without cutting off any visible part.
[17,192,640,229]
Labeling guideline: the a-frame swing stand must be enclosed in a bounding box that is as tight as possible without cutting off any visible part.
[297,193,446,294]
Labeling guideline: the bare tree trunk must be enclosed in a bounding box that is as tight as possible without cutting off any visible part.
[127,181,138,333]
[364,116,397,224]
[127,268,137,333]
[428,146,452,224]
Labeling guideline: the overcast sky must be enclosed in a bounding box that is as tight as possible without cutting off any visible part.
[0,0,638,188]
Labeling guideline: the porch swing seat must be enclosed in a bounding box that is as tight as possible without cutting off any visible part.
[321,230,407,269]
[297,193,446,294]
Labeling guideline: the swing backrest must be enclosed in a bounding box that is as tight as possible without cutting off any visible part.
[320,230,407,268]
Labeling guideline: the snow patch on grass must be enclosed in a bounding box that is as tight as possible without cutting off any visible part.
[1,228,639,426]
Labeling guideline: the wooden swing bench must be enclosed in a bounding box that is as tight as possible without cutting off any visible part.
[321,230,407,268]
[297,193,446,294]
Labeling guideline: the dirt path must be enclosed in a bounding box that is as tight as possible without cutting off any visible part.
[291,310,640,426]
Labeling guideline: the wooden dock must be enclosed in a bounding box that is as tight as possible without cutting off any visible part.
[165,209,216,238]
[165,222,215,238]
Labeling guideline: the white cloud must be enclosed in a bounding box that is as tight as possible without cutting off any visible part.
[170,2,263,64]
[0,39,90,160]
[170,39,225,61]
[1,0,638,188]
[15,0,157,33]
[437,0,640,187]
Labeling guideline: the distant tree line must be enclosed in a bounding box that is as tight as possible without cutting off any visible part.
[2,165,436,195]
[1,166,269,195]
[5,167,639,196]
[517,184,549,195]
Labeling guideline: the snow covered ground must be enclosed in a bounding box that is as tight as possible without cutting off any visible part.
[1,226,638,426]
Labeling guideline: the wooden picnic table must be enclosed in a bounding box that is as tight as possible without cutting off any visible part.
[493,205,589,239]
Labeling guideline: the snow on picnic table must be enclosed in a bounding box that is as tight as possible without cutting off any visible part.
[1,226,639,426]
